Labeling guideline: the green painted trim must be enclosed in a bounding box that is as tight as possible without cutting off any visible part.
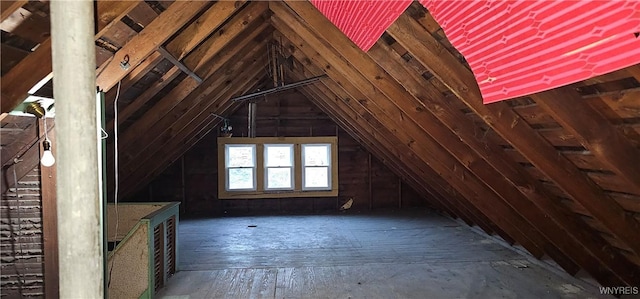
[138,286,151,299]
[106,202,180,298]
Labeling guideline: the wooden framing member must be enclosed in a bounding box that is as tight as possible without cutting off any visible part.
[0,1,28,22]
[531,87,640,194]
[183,2,269,76]
[165,1,248,61]
[271,17,550,257]
[116,25,270,172]
[38,119,58,299]
[367,40,640,285]
[95,1,209,93]
[387,11,640,258]
[111,6,270,163]
[1,1,141,113]
[106,66,182,133]
[119,57,266,196]
[294,70,502,237]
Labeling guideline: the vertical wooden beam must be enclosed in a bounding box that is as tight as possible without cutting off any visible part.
[39,119,58,299]
[50,0,102,297]
[368,153,372,210]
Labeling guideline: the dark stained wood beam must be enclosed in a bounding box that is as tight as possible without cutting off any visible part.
[1,1,141,113]
[38,119,59,299]
[113,21,270,166]
[532,87,640,194]
[292,66,501,236]
[103,51,164,113]
[118,45,266,176]
[368,40,640,285]
[95,1,209,93]
[119,60,265,196]
[271,7,552,260]
[1,119,54,196]
[281,33,514,245]
[387,11,640,258]
[2,117,38,167]
[106,66,182,133]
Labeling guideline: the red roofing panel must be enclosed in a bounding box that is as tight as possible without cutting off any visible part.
[310,0,412,51]
[420,0,640,104]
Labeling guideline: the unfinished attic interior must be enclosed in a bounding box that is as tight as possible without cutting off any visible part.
[1,0,640,297]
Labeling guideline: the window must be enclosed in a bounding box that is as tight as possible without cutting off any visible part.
[218,137,338,199]
[225,144,256,191]
[264,144,294,190]
[302,144,331,190]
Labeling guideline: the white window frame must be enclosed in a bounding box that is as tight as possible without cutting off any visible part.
[264,144,294,191]
[218,137,338,199]
[224,144,256,191]
[301,143,332,191]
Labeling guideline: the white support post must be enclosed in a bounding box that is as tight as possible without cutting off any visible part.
[50,0,102,297]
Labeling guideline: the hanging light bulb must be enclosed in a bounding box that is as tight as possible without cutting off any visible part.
[41,139,55,167]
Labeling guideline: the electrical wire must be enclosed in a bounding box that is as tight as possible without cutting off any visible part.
[12,166,26,292]
[107,80,121,288]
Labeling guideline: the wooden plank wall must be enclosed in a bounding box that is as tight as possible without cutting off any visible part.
[125,90,429,215]
[0,166,44,297]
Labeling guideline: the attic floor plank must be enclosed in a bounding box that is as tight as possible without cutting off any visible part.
[157,210,605,298]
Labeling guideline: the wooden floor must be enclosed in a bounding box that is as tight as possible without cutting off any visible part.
[158,209,606,299]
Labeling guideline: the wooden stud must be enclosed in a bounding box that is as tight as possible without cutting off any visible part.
[106,66,182,133]
[38,119,59,299]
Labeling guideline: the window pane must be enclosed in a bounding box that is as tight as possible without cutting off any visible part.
[265,145,293,167]
[227,145,254,167]
[267,168,292,189]
[228,168,254,189]
[304,145,329,166]
[304,167,329,188]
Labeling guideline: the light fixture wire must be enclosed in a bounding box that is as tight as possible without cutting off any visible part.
[107,80,121,287]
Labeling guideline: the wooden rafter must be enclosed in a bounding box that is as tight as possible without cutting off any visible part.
[532,87,640,194]
[113,21,271,168]
[120,58,266,196]
[95,1,209,93]
[290,61,501,236]
[1,1,141,113]
[387,12,640,258]
[0,1,28,22]
[271,3,557,260]
[368,40,640,284]
[279,31,515,245]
